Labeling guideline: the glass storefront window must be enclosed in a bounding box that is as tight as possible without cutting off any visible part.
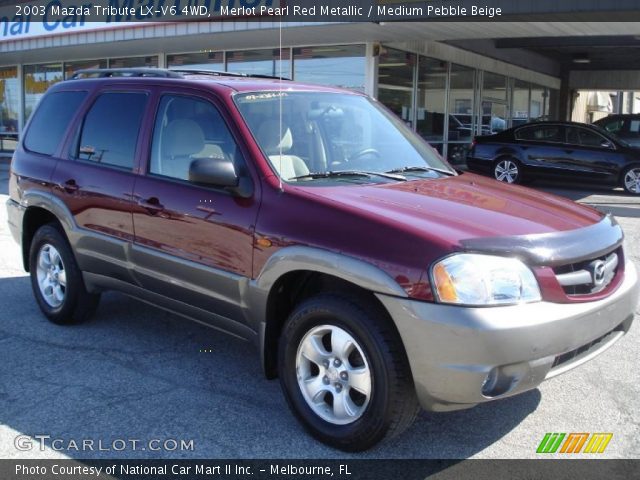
[512,79,530,127]
[481,72,508,134]
[226,49,291,78]
[0,66,19,133]
[447,64,475,165]
[482,101,507,134]
[0,66,19,153]
[24,63,63,120]
[293,45,366,92]
[167,51,224,71]
[109,56,159,68]
[530,84,550,121]
[448,63,475,143]
[64,59,108,79]
[416,57,447,145]
[482,72,507,101]
[377,47,415,127]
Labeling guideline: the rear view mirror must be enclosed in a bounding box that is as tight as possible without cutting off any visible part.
[189,158,253,198]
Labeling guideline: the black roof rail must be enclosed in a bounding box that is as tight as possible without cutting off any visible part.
[70,68,184,79]
[170,68,291,80]
[69,67,291,81]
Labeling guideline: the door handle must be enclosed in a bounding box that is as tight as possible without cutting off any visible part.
[60,179,79,193]
[138,197,165,213]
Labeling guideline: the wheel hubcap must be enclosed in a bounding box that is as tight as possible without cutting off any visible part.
[624,168,640,194]
[295,325,372,425]
[495,160,519,183]
[36,244,66,308]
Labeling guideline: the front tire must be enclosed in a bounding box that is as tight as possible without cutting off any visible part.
[493,158,523,184]
[622,166,640,195]
[278,294,419,451]
[29,224,100,325]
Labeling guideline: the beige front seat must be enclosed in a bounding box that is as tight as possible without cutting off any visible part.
[256,123,309,180]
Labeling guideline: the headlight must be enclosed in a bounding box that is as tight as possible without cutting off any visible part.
[431,254,541,306]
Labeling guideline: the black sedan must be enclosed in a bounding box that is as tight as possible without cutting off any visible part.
[594,114,640,148]
[467,121,640,195]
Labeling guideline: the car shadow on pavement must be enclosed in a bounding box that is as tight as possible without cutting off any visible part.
[592,205,640,219]
[534,182,640,219]
[0,276,540,460]
[534,181,622,201]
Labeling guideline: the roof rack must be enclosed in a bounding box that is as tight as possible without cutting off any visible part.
[69,67,291,81]
[71,68,183,79]
[170,68,291,80]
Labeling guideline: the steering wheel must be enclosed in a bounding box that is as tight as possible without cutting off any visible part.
[348,148,380,161]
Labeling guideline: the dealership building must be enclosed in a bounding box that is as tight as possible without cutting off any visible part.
[1,0,640,162]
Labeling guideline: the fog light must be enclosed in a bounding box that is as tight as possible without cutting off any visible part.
[481,368,499,396]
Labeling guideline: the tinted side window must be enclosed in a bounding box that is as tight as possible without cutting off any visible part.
[601,119,624,134]
[515,125,564,142]
[24,91,87,156]
[150,95,239,181]
[576,128,607,147]
[76,92,147,168]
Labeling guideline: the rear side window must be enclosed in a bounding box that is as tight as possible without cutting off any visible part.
[76,92,147,169]
[24,91,87,156]
[515,125,564,143]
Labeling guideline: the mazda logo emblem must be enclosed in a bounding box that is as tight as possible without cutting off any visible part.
[592,260,606,286]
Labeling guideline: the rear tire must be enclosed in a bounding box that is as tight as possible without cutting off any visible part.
[493,158,523,184]
[622,166,640,195]
[29,224,100,325]
[278,293,419,451]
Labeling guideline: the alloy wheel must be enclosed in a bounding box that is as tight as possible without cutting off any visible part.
[36,243,67,308]
[624,167,640,194]
[494,160,519,183]
[295,324,372,425]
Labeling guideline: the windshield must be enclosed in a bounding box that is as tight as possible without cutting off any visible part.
[234,91,455,183]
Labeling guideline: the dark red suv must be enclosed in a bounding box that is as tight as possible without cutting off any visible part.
[6,68,639,451]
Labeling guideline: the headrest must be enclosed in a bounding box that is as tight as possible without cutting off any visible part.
[163,119,205,158]
[256,122,293,155]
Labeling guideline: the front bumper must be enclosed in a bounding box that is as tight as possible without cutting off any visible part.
[377,260,639,412]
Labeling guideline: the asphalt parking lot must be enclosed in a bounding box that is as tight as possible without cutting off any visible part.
[0,159,638,460]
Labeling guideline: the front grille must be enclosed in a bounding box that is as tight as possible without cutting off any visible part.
[553,248,620,296]
[551,324,624,370]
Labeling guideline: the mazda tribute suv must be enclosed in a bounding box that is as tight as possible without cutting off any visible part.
[6,68,639,451]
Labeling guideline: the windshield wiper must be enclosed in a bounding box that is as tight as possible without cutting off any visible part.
[290,170,406,181]
[386,166,456,176]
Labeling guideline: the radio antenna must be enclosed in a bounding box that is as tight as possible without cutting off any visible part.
[278,18,284,191]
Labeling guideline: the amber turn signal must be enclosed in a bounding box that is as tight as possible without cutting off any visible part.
[433,262,458,303]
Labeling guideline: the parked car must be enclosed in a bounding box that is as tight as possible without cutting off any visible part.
[6,69,639,451]
[594,114,640,148]
[467,121,640,195]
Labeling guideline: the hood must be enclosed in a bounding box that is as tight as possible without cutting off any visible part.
[294,173,604,245]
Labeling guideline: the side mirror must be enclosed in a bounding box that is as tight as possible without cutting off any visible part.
[188,158,253,198]
[600,140,613,149]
